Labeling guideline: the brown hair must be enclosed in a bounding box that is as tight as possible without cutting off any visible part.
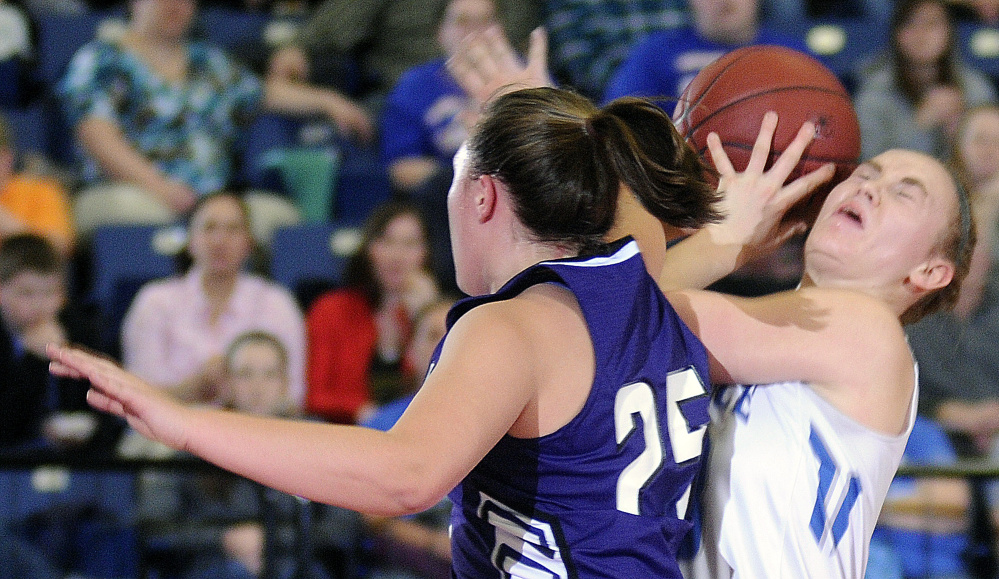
[890,0,959,106]
[467,87,721,253]
[900,176,976,324]
[0,233,63,283]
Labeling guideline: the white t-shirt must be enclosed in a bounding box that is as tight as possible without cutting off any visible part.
[684,374,917,578]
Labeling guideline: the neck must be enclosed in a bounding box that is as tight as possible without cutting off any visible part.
[200,270,237,301]
[799,270,908,318]
[487,240,575,294]
[127,26,184,52]
[909,63,940,88]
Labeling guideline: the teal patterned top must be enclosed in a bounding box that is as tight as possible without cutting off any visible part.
[58,39,262,194]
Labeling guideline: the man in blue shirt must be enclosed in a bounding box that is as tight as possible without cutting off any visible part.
[604,0,808,106]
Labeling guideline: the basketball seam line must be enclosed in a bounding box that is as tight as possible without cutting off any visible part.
[686,86,850,138]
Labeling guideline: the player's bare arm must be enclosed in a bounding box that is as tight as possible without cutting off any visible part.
[666,286,915,435]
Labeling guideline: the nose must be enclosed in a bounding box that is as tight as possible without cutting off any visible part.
[858,180,881,206]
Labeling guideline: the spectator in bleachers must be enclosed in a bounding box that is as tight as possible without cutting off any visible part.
[0,233,118,454]
[57,0,374,237]
[906,105,999,451]
[602,0,808,106]
[305,200,438,425]
[265,0,540,110]
[542,0,687,101]
[854,0,997,161]
[0,111,75,256]
[380,0,502,291]
[359,296,455,579]
[120,192,307,406]
[381,0,492,196]
[138,330,350,579]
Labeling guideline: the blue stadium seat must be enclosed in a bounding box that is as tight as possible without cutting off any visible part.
[89,224,183,352]
[195,7,270,53]
[332,138,393,227]
[237,112,302,192]
[1,103,49,156]
[958,22,999,89]
[799,17,890,93]
[35,11,123,88]
[270,221,355,308]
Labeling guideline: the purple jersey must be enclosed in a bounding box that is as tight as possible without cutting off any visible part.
[437,239,712,578]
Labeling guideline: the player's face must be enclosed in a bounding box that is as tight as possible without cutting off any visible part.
[959,108,999,187]
[367,212,428,294]
[805,149,957,291]
[438,0,497,55]
[187,196,253,277]
[226,340,287,416]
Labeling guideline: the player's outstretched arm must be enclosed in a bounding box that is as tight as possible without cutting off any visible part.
[657,112,835,291]
[48,303,542,515]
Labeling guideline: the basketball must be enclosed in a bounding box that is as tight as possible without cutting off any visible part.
[672,45,860,191]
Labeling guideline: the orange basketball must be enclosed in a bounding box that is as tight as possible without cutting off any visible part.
[673,45,860,190]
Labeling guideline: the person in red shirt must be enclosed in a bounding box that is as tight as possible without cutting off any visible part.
[305,200,439,423]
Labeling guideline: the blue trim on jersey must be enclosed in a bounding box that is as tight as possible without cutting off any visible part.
[809,428,836,543]
[809,426,863,547]
[832,477,861,546]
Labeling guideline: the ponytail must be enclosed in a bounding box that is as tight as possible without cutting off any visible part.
[467,87,720,252]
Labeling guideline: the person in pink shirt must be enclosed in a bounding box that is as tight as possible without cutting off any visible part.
[120,192,306,406]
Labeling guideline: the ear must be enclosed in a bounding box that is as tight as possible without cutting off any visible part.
[475,173,500,223]
[907,256,955,294]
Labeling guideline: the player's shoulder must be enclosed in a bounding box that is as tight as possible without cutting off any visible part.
[448,283,584,352]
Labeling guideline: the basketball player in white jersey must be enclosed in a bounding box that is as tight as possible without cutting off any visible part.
[658,118,974,578]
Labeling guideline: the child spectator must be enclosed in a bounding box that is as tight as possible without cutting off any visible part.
[138,330,349,579]
[0,233,116,453]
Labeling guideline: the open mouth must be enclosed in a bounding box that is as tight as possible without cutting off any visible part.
[836,204,864,226]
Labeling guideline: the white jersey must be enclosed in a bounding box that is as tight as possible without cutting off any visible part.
[684,374,917,579]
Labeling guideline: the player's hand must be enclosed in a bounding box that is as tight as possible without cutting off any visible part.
[48,344,191,452]
[448,26,552,108]
[706,111,835,260]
